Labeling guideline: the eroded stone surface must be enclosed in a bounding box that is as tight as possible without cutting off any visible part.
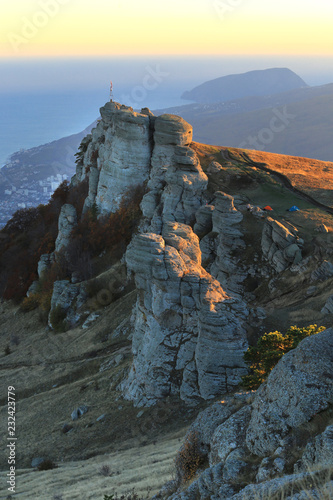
[246,328,333,456]
[122,222,248,406]
[262,217,303,272]
[54,204,77,254]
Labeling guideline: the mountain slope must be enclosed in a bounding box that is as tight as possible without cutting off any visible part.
[155,85,333,162]
[181,67,308,103]
[0,122,96,194]
[1,101,333,499]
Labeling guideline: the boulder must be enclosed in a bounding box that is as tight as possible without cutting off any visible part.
[154,114,192,146]
[246,328,333,456]
[207,161,223,173]
[262,217,302,272]
[322,295,333,315]
[71,405,88,421]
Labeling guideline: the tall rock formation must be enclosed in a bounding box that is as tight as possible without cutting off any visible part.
[54,101,250,405]
[124,222,248,406]
[73,101,153,215]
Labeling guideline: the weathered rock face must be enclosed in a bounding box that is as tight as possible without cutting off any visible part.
[200,191,246,296]
[295,425,333,472]
[141,114,208,232]
[262,217,303,272]
[156,328,333,500]
[54,204,77,254]
[74,102,153,215]
[48,279,87,329]
[123,221,248,406]
[246,328,333,456]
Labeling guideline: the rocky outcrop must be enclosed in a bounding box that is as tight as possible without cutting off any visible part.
[123,221,248,406]
[246,328,333,456]
[48,280,87,329]
[200,192,246,296]
[207,161,223,173]
[156,328,333,500]
[295,425,333,473]
[54,204,78,254]
[141,114,208,232]
[74,102,154,215]
[262,217,303,272]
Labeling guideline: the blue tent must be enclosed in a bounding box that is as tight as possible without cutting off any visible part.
[288,205,300,212]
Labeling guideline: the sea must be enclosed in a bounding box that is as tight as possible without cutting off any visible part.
[1,55,333,166]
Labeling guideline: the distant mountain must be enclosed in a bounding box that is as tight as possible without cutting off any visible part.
[155,83,333,162]
[181,68,308,103]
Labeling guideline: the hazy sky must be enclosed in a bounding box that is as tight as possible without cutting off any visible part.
[1,0,332,58]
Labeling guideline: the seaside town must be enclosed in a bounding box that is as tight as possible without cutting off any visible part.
[0,170,68,228]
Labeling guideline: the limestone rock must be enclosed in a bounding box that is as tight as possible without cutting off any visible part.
[37,253,55,278]
[316,223,329,233]
[193,204,214,236]
[311,260,333,282]
[230,472,322,500]
[186,401,234,454]
[54,204,77,254]
[322,294,333,314]
[207,161,223,173]
[31,457,45,469]
[210,406,252,466]
[141,116,207,231]
[295,425,333,472]
[71,405,88,421]
[153,114,192,146]
[246,328,333,456]
[123,221,248,406]
[49,280,87,329]
[262,217,302,272]
[207,191,246,295]
[159,329,333,500]
[76,102,153,215]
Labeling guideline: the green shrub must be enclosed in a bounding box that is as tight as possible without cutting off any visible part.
[242,324,326,389]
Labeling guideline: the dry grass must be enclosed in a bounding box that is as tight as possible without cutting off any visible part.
[237,149,333,208]
[0,436,182,499]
